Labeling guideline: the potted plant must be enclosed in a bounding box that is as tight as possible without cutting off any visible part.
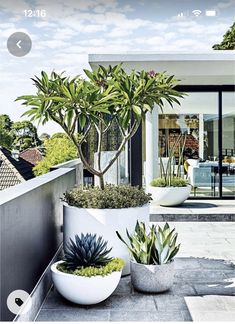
[51,233,124,305]
[116,221,180,293]
[150,134,191,206]
[62,185,151,275]
[17,65,184,274]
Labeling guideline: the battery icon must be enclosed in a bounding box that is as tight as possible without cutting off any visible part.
[205,10,216,16]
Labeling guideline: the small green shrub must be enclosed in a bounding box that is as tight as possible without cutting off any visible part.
[57,258,124,277]
[151,177,188,187]
[63,184,152,209]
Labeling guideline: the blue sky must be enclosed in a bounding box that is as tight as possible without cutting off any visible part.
[0,0,234,134]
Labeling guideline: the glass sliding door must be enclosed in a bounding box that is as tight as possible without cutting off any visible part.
[222,92,235,197]
[158,92,219,197]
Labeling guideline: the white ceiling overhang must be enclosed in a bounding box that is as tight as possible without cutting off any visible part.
[89,52,235,85]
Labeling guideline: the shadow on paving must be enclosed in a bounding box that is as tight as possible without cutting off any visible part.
[36,257,235,322]
[168,202,218,209]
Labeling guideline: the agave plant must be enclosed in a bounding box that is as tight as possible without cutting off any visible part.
[64,233,112,270]
[153,223,180,264]
[116,221,180,265]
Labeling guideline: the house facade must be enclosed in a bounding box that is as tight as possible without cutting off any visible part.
[0,146,35,190]
[89,52,235,198]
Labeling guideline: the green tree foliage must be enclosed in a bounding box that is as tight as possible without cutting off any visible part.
[51,132,67,140]
[33,134,77,176]
[17,66,185,188]
[0,114,14,149]
[11,120,41,150]
[213,22,235,50]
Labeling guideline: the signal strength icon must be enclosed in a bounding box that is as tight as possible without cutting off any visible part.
[192,9,202,17]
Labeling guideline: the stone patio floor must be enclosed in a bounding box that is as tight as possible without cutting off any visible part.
[36,219,235,322]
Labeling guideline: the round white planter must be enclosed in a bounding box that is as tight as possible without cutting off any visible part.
[51,261,122,305]
[150,185,191,206]
[63,203,149,276]
[130,260,175,292]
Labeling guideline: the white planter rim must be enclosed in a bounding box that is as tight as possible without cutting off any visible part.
[150,184,191,189]
[63,202,150,211]
[130,259,174,266]
[51,260,122,279]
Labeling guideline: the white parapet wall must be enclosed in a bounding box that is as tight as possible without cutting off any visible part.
[0,166,80,321]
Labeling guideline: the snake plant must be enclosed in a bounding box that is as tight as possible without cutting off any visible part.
[116,221,180,265]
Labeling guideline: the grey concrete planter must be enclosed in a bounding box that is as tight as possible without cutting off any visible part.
[130,260,175,293]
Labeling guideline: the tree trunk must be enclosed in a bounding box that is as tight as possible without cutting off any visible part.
[99,174,105,190]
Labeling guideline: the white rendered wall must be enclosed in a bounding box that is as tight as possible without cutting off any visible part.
[145,106,158,191]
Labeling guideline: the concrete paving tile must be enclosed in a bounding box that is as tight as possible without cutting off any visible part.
[185,295,227,312]
[41,289,87,310]
[174,257,201,270]
[198,258,235,270]
[208,231,235,238]
[36,309,110,321]
[188,310,235,322]
[113,276,132,295]
[93,294,156,311]
[223,271,235,280]
[185,296,235,321]
[110,310,162,322]
[170,284,197,296]
[154,295,188,311]
[222,296,235,310]
[175,269,227,282]
[181,310,192,321]
[153,311,186,321]
[226,238,235,245]
[193,282,235,295]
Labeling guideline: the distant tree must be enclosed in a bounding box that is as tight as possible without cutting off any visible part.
[213,22,235,50]
[0,114,13,130]
[11,120,41,150]
[0,114,14,149]
[51,132,66,140]
[39,133,50,142]
[33,134,77,176]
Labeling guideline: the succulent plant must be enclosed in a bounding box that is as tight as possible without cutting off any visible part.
[116,221,180,265]
[64,233,112,270]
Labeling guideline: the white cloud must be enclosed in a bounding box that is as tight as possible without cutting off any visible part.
[40,39,69,49]
[33,21,57,28]
[0,22,15,29]
[215,0,235,10]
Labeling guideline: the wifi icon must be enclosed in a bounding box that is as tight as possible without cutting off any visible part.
[192,9,202,16]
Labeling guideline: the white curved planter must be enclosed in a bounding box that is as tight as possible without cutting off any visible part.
[63,204,149,275]
[51,261,121,305]
[130,260,175,292]
[150,185,191,206]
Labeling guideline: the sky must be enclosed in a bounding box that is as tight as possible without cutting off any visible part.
[0,0,234,135]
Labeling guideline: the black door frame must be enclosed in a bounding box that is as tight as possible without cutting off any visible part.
[130,85,235,199]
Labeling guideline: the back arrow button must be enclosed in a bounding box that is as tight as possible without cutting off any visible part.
[16,40,22,49]
[7,32,32,57]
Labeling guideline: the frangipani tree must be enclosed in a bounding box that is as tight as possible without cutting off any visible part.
[16,64,184,189]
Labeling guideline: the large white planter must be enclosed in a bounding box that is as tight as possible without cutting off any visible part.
[63,204,149,275]
[51,261,121,305]
[150,185,191,206]
[130,260,175,292]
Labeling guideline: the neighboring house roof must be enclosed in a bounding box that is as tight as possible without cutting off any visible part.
[0,147,35,191]
[19,147,44,166]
